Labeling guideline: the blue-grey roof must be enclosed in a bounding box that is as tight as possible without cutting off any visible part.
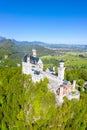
[23,55,29,62]
[30,56,39,64]
[59,60,64,63]
[49,67,54,72]
[34,70,40,75]
[23,55,39,64]
[63,80,68,85]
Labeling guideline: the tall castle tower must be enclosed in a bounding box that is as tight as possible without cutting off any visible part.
[58,61,65,86]
[22,55,31,75]
[32,49,36,57]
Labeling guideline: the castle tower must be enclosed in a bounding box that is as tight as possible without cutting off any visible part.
[73,80,76,91]
[22,55,31,75]
[58,61,65,86]
[32,49,36,57]
[27,57,30,64]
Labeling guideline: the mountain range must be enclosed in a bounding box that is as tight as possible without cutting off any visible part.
[0,36,87,52]
[0,36,47,47]
[0,36,87,67]
[0,36,55,59]
[0,36,87,48]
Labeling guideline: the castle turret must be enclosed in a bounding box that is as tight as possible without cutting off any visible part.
[22,55,31,75]
[27,57,30,64]
[58,61,65,86]
[73,80,76,91]
[32,49,36,57]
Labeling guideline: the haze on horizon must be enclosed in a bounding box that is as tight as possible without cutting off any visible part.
[0,0,87,44]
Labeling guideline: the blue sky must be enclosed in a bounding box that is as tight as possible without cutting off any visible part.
[0,0,87,44]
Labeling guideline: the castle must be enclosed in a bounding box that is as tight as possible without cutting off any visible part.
[22,49,80,104]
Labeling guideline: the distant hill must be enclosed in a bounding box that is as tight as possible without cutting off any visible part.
[0,39,20,54]
[0,36,87,51]
[12,39,48,47]
[0,37,55,56]
[0,39,22,62]
[0,36,87,57]
[0,38,55,67]
[0,36,6,43]
[0,36,87,67]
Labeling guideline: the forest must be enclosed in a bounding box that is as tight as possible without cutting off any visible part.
[0,67,87,130]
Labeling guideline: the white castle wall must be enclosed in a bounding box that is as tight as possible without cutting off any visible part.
[58,62,65,86]
[22,62,31,75]
[67,90,80,100]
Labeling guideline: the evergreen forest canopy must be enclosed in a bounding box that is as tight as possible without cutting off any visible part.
[0,67,87,130]
[0,38,87,129]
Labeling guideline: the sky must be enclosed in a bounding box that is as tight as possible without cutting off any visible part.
[0,0,87,44]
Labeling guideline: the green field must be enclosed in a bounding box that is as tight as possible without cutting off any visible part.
[41,52,87,68]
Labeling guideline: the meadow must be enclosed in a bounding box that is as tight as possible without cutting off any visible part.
[41,52,87,68]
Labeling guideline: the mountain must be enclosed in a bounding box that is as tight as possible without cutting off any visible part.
[0,36,87,67]
[9,38,87,51]
[0,39,21,56]
[0,36,6,43]
[0,38,55,60]
[12,39,47,47]
[0,38,56,67]
[0,36,87,52]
